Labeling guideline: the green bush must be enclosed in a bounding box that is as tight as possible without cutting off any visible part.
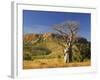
[31,46,52,56]
[23,53,32,60]
[57,55,62,59]
[75,39,91,62]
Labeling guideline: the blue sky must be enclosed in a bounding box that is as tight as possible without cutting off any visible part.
[23,10,91,41]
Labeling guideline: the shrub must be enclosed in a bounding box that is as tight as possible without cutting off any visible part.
[31,46,52,56]
[75,41,91,62]
[23,53,32,60]
[57,55,62,59]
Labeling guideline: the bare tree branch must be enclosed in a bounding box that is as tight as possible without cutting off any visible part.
[53,20,80,62]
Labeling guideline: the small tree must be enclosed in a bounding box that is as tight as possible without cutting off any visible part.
[53,21,80,63]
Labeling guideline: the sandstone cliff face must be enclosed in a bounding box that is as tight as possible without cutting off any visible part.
[42,32,53,40]
[24,33,54,41]
[24,33,87,43]
[24,34,39,41]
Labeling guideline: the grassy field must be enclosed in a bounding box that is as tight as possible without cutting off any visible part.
[23,58,90,69]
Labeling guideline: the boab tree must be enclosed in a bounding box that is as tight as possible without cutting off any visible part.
[53,21,80,63]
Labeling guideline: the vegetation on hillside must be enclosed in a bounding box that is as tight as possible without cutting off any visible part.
[23,21,91,69]
[23,33,91,64]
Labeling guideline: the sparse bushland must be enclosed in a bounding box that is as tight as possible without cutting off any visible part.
[23,33,91,69]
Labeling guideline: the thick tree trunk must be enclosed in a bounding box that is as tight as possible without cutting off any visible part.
[64,48,69,63]
[64,53,69,63]
[64,44,73,63]
[69,51,72,62]
[69,46,73,62]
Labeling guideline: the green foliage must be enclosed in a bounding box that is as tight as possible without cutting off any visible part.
[71,45,81,62]
[23,46,51,60]
[57,55,62,59]
[31,46,52,56]
[23,33,91,62]
[72,53,82,62]
[23,38,52,60]
[75,38,91,62]
[23,52,32,60]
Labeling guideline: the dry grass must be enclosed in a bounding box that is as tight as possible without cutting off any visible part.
[23,58,90,69]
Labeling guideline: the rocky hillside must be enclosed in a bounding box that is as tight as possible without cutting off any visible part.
[23,32,64,41]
